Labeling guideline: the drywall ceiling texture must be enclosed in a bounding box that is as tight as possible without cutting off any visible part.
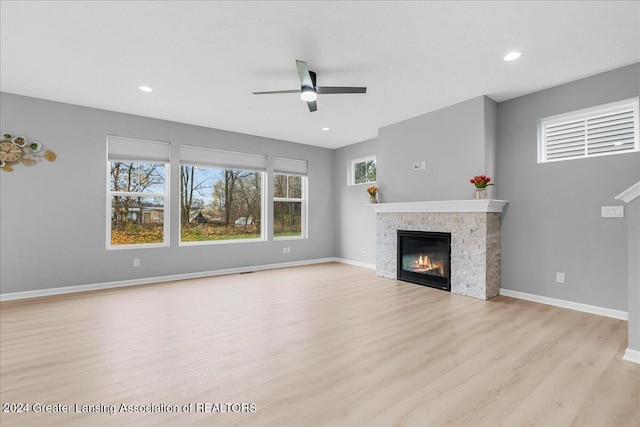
[1,1,639,148]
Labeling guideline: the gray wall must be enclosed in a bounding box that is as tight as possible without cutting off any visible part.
[484,96,498,191]
[0,93,335,294]
[3,63,638,318]
[333,96,498,267]
[333,138,378,265]
[497,63,640,311]
[378,95,498,202]
[627,199,639,351]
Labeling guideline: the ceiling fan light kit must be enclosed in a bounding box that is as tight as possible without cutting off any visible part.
[253,60,366,112]
[300,87,317,102]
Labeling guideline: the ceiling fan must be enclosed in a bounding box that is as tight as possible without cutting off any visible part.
[252,60,367,112]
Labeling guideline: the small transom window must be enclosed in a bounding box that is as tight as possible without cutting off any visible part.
[348,156,376,185]
[538,97,639,163]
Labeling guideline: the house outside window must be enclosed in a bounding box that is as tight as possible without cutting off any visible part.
[274,157,308,239]
[179,145,266,244]
[349,155,376,185]
[107,136,170,249]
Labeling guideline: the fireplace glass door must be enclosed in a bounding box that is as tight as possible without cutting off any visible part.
[397,230,451,291]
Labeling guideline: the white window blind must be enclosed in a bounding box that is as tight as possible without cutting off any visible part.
[107,135,170,162]
[539,98,639,163]
[180,145,267,171]
[274,157,308,175]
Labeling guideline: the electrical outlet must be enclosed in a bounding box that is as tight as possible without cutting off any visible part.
[360,247,366,254]
[282,247,291,254]
[133,258,140,268]
[420,161,426,170]
[556,272,565,284]
[601,206,624,218]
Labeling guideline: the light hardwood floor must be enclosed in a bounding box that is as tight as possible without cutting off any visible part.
[1,262,638,426]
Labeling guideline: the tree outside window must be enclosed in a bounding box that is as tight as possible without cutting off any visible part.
[180,165,263,243]
[109,162,167,246]
[350,156,376,185]
[274,173,305,238]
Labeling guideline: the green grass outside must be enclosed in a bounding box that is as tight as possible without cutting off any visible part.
[274,231,302,238]
[181,226,260,242]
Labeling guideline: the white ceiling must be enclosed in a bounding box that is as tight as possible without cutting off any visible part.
[1,1,639,149]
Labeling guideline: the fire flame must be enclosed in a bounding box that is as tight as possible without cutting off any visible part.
[413,254,445,276]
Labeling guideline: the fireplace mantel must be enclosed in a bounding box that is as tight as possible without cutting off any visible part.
[368,199,509,213]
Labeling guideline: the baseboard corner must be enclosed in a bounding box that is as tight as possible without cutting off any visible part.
[623,348,640,364]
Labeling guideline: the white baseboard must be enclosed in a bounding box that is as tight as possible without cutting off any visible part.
[333,258,376,270]
[623,348,640,364]
[0,258,337,302]
[499,288,628,321]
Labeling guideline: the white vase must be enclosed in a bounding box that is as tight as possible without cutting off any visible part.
[475,188,487,199]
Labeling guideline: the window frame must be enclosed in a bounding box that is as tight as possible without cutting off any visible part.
[538,97,639,164]
[178,145,267,246]
[273,172,308,240]
[178,164,267,246]
[348,155,377,186]
[106,157,170,250]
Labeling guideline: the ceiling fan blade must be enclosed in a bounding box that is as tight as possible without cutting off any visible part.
[307,101,317,112]
[296,60,315,89]
[316,86,367,94]
[252,89,300,95]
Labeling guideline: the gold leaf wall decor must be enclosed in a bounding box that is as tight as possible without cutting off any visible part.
[0,131,57,172]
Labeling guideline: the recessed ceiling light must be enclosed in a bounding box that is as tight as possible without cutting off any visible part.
[321,127,330,131]
[504,51,522,62]
[138,86,153,92]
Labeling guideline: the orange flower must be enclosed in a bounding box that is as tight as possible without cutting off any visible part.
[44,150,57,162]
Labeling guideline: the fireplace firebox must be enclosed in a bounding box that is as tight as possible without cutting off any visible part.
[397,230,451,291]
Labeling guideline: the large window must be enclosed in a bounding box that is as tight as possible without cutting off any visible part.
[274,157,308,239]
[107,136,169,249]
[349,155,376,185]
[538,97,639,163]
[180,145,266,244]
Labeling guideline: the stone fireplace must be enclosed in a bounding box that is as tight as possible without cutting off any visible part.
[371,200,508,300]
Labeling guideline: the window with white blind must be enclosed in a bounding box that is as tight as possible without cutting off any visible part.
[538,98,639,163]
[273,157,308,239]
[179,145,266,244]
[107,135,170,249]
